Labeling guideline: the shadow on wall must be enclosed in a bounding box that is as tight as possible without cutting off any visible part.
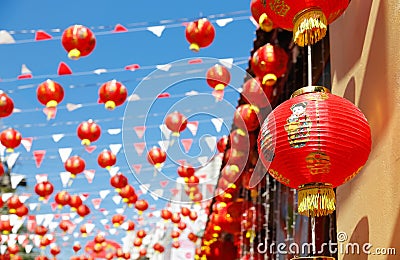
[342,216,369,260]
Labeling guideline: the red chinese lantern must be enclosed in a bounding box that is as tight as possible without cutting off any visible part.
[80,225,88,237]
[0,163,4,177]
[7,244,19,255]
[177,222,187,231]
[110,173,127,190]
[73,242,81,253]
[165,111,187,136]
[77,204,91,218]
[50,246,61,257]
[59,220,70,232]
[0,219,12,234]
[15,204,29,218]
[263,0,350,46]
[189,211,198,221]
[185,18,215,52]
[34,181,54,200]
[98,80,128,110]
[258,86,371,217]
[216,135,228,153]
[7,195,23,214]
[64,155,86,178]
[250,0,275,32]
[177,164,195,181]
[125,220,135,231]
[233,104,261,132]
[69,195,83,211]
[242,77,273,108]
[170,230,181,240]
[180,207,190,217]
[133,237,143,247]
[54,191,71,209]
[186,175,199,188]
[61,25,96,59]
[136,230,146,239]
[97,149,117,170]
[206,64,231,101]
[35,225,48,237]
[146,146,167,169]
[172,241,180,249]
[170,213,181,224]
[36,79,64,109]
[251,43,288,87]
[77,119,101,146]
[0,128,22,152]
[161,209,172,221]
[135,199,149,215]
[139,248,147,257]
[153,243,165,254]
[119,185,136,203]
[188,232,198,243]
[0,91,14,118]
[112,214,125,227]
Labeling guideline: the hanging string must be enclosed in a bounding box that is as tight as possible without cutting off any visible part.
[311,216,316,255]
[307,45,312,86]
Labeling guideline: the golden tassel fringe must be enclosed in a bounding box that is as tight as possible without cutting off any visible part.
[297,183,335,217]
[293,8,327,47]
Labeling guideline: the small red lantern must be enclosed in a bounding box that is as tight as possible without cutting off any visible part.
[180,207,190,217]
[73,242,81,253]
[0,91,14,118]
[15,204,29,218]
[170,213,181,224]
[251,43,288,87]
[172,241,180,249]
[258,86,371,217]
[136,230,146,239]
[233,104,261,132]
[77,204,91,218]
[0,219,12,234]
[112,214,125,227]
[77,119,101,146]
[153,243,165,254]
[125,220,135,231]
[80,225,88,237]
[119,184,136,202]
[242,77,273,108]
[217,135,228,153]
[36,79,64,108]
[64,155,86,178]
[161,209,172,221]
[59,220,70,232]
[110,173,128,190]
[98,149,117,170]
[221,164,241,183]
[189,211,198,221]
[7,195,23,214]
[135,199,149,215]
[177,222,187,231]
[263,0,350,46]
[61,24,96,59]
[171,230,181,240]
[69,195,83,211]
[7,244,19,255]
[35,225,48,237]
[146,146,167,169]
[139,248,147,257]
[0,128,22,152]
[50,246,61,257]
[98,80,128,110]
[186,175,199,188]
[206,64,231,101]
[34,181,54,200]
[185,18,215,52]
[54,191,71,209]
[133,237,143,247]
[188,232,198,243]
[165,111,187,136]
[177,164,195,181]
[250,0,275,32]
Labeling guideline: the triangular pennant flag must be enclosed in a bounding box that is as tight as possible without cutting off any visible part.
[1,193,12,203]
[99,190,110,199]
[170,188,179,196]
[133,126,146,139]
[66,103,82,111]
[185,90,199,96]
[91,198,102,210]
[160,180,169,188]
[216,18,233,27]
[219,58,234,69]
[29,203,38,211]
[21,64,32,74]
[79,193,89,202]
[19,194,30,203]
[109,144,122,155]
[206,184,215,194]
[156,64,171,72]
[125,64,140,71]
[139,184,150,194]
[100,219,108,226]
[112,195,121,205]
[158,140,170,152]
[85,223,95,234]
[133,143,145,156]
[93,68,107,75]
[85,145,97,154]
[50,202,58,212]
[204,136,217,151]
[58,148,72,163]
[35,174,48,183]
[180,139,193,153]
[18,234,27,245]
[107,128,121,135]
[35,30,52,41]
[159,124,171,140]
[211,118,224,132]
[0,30,15,44]
[108,166,119,177]
[109,228,117,235]
[59,172,71,188]
[149,189,163,201]
[115,208,125,214]
[186,121,199,136]
[7,152,20,169]
[43,107,57,120]
[21,137,33,152]
[147,25,166,37]
[36,215,45,226]
[132,164,142,174]
[57,62,72,75]
[52,134,64,143]
[10,174,25,189]
[113,24,128,33]
[128,94,140,101]
[84,170,95,184]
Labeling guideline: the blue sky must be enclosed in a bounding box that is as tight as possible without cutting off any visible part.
[0,0,257,258]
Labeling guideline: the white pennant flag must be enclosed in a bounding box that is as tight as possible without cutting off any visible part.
[115,208,125,214]
[150,189,163,201]
[147,25,166,37]
[99,190,110,199]
[139,184,150,194]
[18,234,27,245]
[128,94,140,102]
[66,103,82,112]
[59,171,71,188]
[2,193,13,202]
[21,64,32,74]
[159,124,171,140]
[109,228,117,235]
[7,152,20,169]
[48,222,59,232]
[12,219,24,234]
[93,68,108,75]
[109,166,120,177]
[109,144,122,155]
[197,156,209,166]
[211,118,224,132]
[25,244,33,253]
[158,140,170,152]
[156,64,172,71]
[8,234,17,244]
[112,195,122,205]
[52,134,64,142]
[28,203,38,211]
[20,138,33,152]
[0,30,15,44]
[36,214,45,226]
[216,18,233,27]
[85,223,95,234]
[204,136,217,151]
[58,148,72,163]
[219,58,234,69]
[102,210,109,216]
[19,194,30,203]
[107,128,121,135]
[100,219,108,225]
[0,245,7,254]
[10,173,25,189]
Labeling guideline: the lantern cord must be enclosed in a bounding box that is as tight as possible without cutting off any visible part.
[307,45,312,86]
[311,216,317,255]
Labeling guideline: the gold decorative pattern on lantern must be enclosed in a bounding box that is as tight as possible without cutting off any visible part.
[344,166,364,183]
[268,168,290,185]
[305,151,331,175]
[269,0,290,17]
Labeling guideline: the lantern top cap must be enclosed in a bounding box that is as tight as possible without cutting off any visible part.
[291,86,330,98]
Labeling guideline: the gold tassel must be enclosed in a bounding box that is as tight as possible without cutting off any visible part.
[297,183,335,217]
[293,8,327,47]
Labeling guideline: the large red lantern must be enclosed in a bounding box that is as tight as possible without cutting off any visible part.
[242,77,273,108]
[55,191,71,209]
[262,0,350,46]
[34,181,54,200]
[0,91,14,118]
[233,104,261,132]
[251,43,288,87]
[98,149,117,169]
[36,79,64,109]
[61,24,96,59]
[250,0,275,32]
[165,111,187,136]
[206,64,231,101]
[77,119,101,146]
[185,18,215,52]
[146,146,167,169]
[258,86,371,217]
[98,80,128,110]
[64,155,86,178]
[0,128,22,152]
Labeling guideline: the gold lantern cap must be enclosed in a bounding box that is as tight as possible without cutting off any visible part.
[291,86,330,98]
